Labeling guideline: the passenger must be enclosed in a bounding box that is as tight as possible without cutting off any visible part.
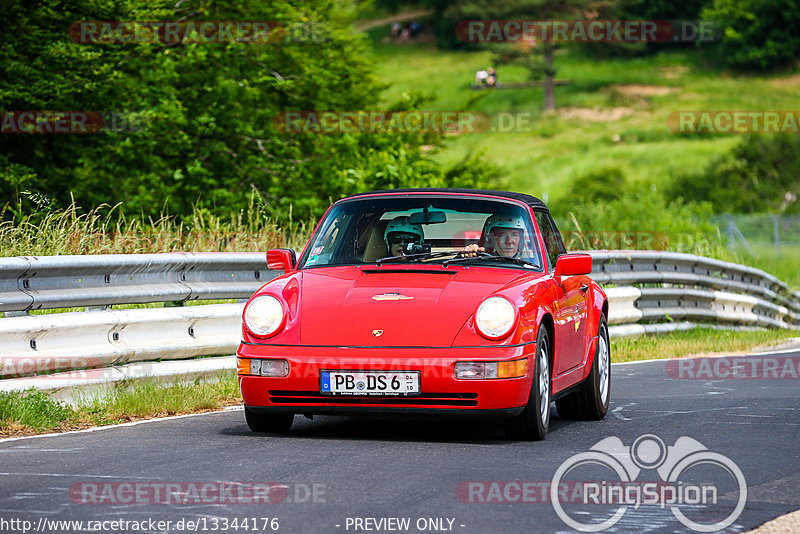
[486,67,498,87]
[384,216,424,257]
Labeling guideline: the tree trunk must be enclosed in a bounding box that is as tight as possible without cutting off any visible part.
[543,44,555,111]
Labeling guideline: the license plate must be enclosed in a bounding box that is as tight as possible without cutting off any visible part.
[320,371,420,396]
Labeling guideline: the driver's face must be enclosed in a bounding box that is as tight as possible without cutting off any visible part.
[388,232,420,256]
[490,228,521,257]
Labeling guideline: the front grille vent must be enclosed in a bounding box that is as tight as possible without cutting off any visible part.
[267,391,478,407]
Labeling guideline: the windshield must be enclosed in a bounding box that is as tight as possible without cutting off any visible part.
[297,196,543,271]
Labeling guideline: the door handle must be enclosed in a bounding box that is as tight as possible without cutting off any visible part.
[580,284,589,294]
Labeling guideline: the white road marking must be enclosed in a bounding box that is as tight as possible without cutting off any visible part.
[751,347,800,356]
[611,402,636,420]
[0,406,243,445]
[0,472,151,479]
[0,447,83,453]
[701,380,737,395]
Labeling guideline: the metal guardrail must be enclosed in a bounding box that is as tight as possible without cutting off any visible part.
[0,252,275,313]
[591,251,800,330]
[0,251,797,394]
[0,303,243,378]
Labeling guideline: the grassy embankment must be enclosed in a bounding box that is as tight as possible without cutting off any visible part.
[2,328,797,437]
[0,374,241,437]
[367,27,800,287]
[2,28,798,438]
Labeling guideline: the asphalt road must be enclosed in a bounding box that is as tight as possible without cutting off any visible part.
[1,350,798,534]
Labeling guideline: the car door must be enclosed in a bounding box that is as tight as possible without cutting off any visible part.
[534,210,588,375]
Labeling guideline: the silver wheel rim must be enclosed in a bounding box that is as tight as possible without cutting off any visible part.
[598,326,610,405]
[539,344,550,421]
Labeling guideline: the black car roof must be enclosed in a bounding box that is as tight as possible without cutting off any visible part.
[339,188,549,211]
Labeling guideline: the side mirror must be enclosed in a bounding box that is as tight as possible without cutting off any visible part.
[266,248,296,272]
[554,253,592,282]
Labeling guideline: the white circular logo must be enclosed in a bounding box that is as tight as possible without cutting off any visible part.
[550,434,747,532]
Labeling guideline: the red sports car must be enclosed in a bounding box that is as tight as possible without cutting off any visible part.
[237,189,609,440]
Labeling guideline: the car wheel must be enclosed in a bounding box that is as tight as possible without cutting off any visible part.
[555,313,610,421]
[244,407,294,433]
[503,325,550,441]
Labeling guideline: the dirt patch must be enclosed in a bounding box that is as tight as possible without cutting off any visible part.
[746,508,800,534]
[559,107,634,121]
[614,84,677,97]
[355,9,434,32]
[661,66,689,79]
[769,74,800,88]
[380,30,435,45]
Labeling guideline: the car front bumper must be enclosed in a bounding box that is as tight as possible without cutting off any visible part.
[237,342,536,414]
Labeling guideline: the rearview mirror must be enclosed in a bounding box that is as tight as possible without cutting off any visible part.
[409,209,446,225]
[266,248,296,272]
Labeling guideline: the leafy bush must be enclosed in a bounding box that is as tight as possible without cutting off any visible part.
[552,168,722,255]
[700,0,800,70]
[669,135,800,214]
[556,167,626,205]
[0,0,498,224]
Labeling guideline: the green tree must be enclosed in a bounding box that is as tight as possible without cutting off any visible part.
[438,0,589,111]
[1,0,499,222]
[701,0,800,70]
[669,135,800,214]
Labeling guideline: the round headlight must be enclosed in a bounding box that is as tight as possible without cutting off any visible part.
[244,295,285,337]
[475,296,516,339]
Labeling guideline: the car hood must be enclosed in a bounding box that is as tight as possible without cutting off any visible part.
[298,265,532,346]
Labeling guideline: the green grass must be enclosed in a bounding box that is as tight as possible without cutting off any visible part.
[367,33,800,288]
[0,198,313,257]
[0,389,75,432]
[369,36,800,202]
[85,373,240,419]
[0,372,240,437]
[611,327,798,363]
[2,326,797,435]
[725,244,800,290]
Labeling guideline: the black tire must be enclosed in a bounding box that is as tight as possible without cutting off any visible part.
[555,313,610,421]
[504,325,551,441]
[244,407,294,433]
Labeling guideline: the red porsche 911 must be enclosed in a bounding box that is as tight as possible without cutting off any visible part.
[237,189,609,440]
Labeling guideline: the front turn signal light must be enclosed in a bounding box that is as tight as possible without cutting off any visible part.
[237,358,289,377]
[455,358,527,379]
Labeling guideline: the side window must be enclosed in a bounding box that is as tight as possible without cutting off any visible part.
[534,210,566,271]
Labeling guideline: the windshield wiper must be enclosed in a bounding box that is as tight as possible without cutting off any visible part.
[443,253,540,269]
[375,251,454,265]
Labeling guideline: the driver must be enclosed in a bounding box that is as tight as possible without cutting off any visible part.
[384,216,424,257]
[481,214,527,258]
